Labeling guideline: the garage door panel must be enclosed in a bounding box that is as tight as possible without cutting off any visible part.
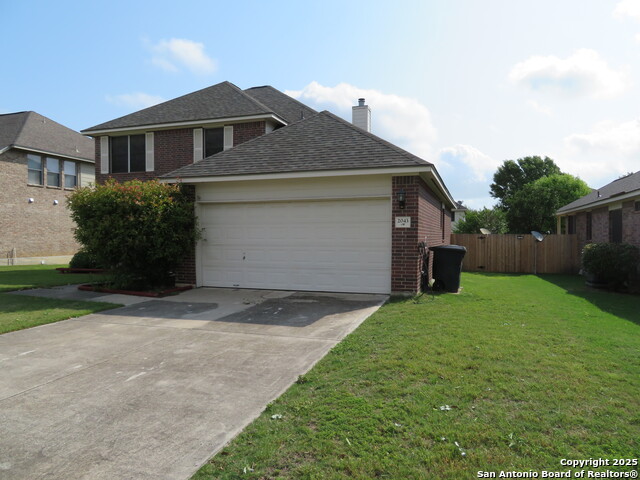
[200,199,391,294]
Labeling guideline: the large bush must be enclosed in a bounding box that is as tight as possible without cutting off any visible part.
[581,242,640,291]
[67,179,199,289]
[453,207,508,234]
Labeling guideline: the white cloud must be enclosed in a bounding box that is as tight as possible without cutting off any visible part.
[613,0,640,22]
[285,81,437,159]
[636,32,640,42]
[150,38,216,75]
[527,100,553,116]
[508,49,630,99]
[106,92,165,109]
[560,118,640,183]
[438,144,500,182]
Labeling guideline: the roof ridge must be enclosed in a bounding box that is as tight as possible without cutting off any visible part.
[318,110,431,166]
[13,111,35,147]
[244,85,319,121]
[225,82,279,117]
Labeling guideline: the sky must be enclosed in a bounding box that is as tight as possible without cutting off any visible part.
[2,0,639,208]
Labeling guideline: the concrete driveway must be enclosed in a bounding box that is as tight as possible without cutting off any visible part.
[0,287,386,480]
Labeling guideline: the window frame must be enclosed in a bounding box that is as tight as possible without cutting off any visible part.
[63,160,77,188]
[204,127,224,157]
[586,212,592,241]
[46,157,60,187]
[110,134,146,173]
[609,209,623,244]
[27,154,43,185]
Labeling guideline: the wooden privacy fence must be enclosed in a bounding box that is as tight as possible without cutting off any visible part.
[450,234,580,274]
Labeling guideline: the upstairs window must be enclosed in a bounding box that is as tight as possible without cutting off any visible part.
[204,127,224,157]
[111,135,146,173]
[28,154,43,185]
[64,161,77,188]
[46,157,60,187]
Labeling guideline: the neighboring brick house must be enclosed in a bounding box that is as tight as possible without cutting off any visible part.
[556,171,640,252]
[83,81,456,294]
[0,112,94,265]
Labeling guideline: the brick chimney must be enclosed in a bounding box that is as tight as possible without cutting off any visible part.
[352,98,371,132]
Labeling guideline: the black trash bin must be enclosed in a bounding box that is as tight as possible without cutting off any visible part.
[429,245,467,292]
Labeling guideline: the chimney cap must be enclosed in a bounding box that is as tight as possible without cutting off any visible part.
[358,98,365,106]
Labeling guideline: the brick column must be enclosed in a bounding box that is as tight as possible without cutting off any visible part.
[392,176,421,294]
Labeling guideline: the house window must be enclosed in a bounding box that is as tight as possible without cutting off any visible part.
[64,161,77,188]
[441,205,446,241]
[609,209,622,244]
[586,212,592,241]
[567,216,576,234]
[111,135,145,173]
[46,157,60,187]
[635,201,640,212]
[27,154,43,185]
[204,127,224,157]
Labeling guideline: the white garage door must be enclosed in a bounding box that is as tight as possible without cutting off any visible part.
[199,198,391,294]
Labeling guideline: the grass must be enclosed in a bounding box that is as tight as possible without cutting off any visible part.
[192,273,640,480]
[0,294,119,334]
[0,264,118,334]
[0,264,108,292]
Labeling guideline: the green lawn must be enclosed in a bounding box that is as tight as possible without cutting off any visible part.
[193,273,640,480]
[0,264,118,334]
[0,264,108,292]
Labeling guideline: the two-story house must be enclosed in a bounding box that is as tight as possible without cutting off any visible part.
[82,81,456,295]
[0,111,94,265]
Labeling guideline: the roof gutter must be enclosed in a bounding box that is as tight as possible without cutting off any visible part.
[10,145,94,163]
[556,190,640,216]
[162,165,458,209]
[82,113,287,136]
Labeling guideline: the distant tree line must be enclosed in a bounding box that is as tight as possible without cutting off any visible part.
[454,156,591,234]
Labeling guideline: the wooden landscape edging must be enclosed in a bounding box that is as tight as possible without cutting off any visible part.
[450,233,580,274]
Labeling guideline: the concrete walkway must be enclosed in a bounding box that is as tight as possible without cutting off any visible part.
[0,287,386,480]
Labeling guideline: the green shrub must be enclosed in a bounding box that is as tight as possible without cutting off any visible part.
[67,179,199,290]
[581,242,640,291]
[69,250,101,269]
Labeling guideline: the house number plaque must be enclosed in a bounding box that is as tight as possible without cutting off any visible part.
[395,216,411,228]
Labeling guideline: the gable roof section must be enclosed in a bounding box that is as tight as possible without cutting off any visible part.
[0,111,93,161]
[557,171,640,214]
[244,86,317,124]
[162,110,431,179]
[83,82,299,134]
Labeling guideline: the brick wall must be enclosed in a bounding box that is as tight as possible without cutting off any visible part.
[94,122,266,184]
[575,211,588,252]
[95,128,195,184]
[0,150,80,258]
[591,207,609,243]
[391,175,451,294]
[175,185,197,284]
[622,199,640,247]
[233,121,266,146]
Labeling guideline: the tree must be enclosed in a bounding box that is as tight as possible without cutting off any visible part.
[490,156,562,210]
[506,174,591,234]
[453,207,508,234]
[67,179,199,289]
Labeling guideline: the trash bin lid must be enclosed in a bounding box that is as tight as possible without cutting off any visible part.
[429,244,467,252]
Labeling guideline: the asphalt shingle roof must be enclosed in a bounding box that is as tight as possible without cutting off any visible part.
[557,170,640,213]
[0,111,93,161]
[83,82,279,132]
[162,110,431,179]
[244,86,317,124]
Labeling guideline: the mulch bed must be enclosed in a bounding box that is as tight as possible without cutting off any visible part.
[56,268,106,274]
[77,284,193,298]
